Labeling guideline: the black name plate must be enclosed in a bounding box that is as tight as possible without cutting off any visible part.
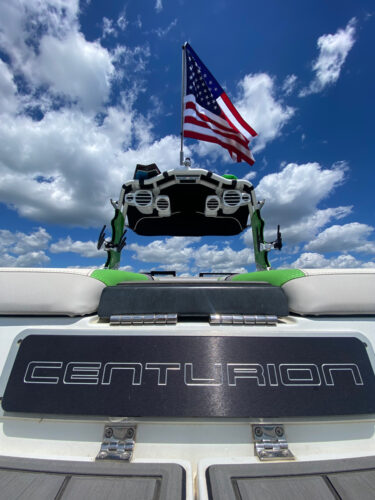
[3,334,375,417]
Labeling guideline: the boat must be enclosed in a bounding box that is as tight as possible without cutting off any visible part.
[0,163,374,500]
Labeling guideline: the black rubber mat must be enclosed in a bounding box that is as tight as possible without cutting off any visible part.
[207,456,375,500]
[0,457,185,500]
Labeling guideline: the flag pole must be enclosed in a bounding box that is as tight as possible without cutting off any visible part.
[180,43,188,167]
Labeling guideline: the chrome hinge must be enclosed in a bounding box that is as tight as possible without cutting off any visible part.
[110,314,177,325]
[252,424,294,461]
[96,424,136,461]
[210,314,278,325]
[252,424,295,461]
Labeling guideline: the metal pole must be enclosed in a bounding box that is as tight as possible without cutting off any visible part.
[180,43,187,166]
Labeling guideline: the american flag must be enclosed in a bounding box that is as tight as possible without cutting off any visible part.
[183,43,257,166]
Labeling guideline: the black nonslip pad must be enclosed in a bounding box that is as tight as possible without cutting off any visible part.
[0,456,185,500]
[206,457,375,500]
[3,335,375,417]
[97,281,289,319]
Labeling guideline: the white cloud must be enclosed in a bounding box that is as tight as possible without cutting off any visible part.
[242,162,352,252]
[155,0,163,13]
[30,33,115,110]
[234,73,295,152]
[0,1,161,228]
[153,19,178,38]
[300,18,356,96]
[0,227,51,267]
[0,251,50,267]
[0,0,79,69]
[256,162,346,225]
[0,103,180,226]
[264,206,352,247]
[304,223,375,253]
[134,15,142,29]
[129,237,199,273]
[102,17,116,39]
[111,44,151,75]
[0,227,51,254]
[0,60,18,114]
[192,244,253,274]
[127,237,255,275]
[50,236,105,258]
[290,252,371,269]
[282,74,297,95]
[117,13,128,31]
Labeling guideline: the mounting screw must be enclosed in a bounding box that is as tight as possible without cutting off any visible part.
[275,426,284,437]
[126,428,134,439]
[105,427,113,438]
[254,426,263,438]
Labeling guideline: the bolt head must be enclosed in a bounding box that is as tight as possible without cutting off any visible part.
[126,428,134,439]
[275,426,284,437]
[254,426,263,437]
[105,427,113,438]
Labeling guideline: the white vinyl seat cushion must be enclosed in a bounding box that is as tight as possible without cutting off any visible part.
[0,268,105,316]
[284,269,375,316]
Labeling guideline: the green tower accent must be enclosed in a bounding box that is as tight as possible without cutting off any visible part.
[251,209,270,271]
[104,209,125,269]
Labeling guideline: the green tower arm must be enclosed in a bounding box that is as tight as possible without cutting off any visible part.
[251,208,282,271]
[251,209,270,271]
[103,209,125,269]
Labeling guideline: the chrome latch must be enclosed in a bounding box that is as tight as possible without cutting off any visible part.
[210,314,278,325]
[110,314,177,325]
[96,424,136,461]
[252,424,294,461]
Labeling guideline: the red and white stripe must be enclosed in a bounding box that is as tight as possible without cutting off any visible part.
[217,93,257,141]
[183,95,255,165]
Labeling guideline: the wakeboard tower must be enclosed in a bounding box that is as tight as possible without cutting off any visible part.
[98,162,282,271]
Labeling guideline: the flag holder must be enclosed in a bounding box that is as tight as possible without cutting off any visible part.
[180,43,191,168]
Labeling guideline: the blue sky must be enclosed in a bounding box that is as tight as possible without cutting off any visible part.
[0,0,374,274]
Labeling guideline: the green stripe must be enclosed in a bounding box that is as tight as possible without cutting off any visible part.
[230,269,305,287]
[91,269,150,286]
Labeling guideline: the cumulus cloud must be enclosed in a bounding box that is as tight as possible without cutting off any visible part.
[127,237,254,275]
[304,223,375,254]
[0,98,182,226]
[300,18,357,96]
[30,33,115,110]
[234,73,295,152]
[0,251,50,267]
[256,162,346,225]
[0,0,79,69]
[50,236,105,258]
[0,0,158,228]
[241,162,352,254]
[0,227,51,267]
[290,252,373,269]
[192,244,253,274]
[0,60,18,114]
[128,237,199,273]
